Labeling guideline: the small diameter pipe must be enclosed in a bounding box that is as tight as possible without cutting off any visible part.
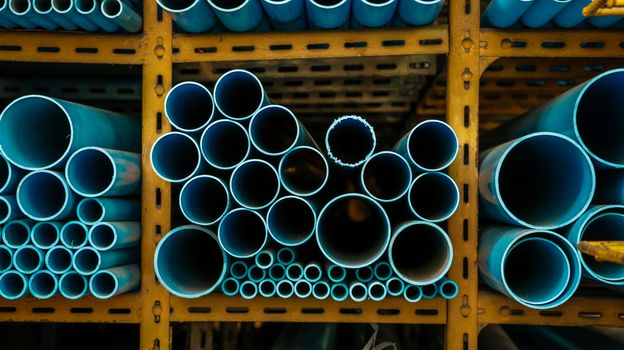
[388,221,453,286]
[276,247,295,265]
[258,279,276,297]
[330,283,348,301]
[89,222,141,251]
[303,263,322,282]
[150,132,202,183]
[279,146,329,197]
[325,115,376,168]
[355,266,373,283]
[33,0,78,29]
[1,0,37,29]
[17,171,76,221]
[66,147,141,197]
[286,263,304,281]
[255,250,274,269]
[154,225,227,298]
[520,0,571,28]
[73,247,138,275]
[28,270,58,299]
[373,262,392,281]
[361,151,412,202]
[294,279,312,298]
[0,155,22,194]
[421,284,438,299]
[247,264,266,283]
[13,245,43,274]
[10,0,57,28]
[437,278,459,299]
[180,175,229,226]
[395,120,459,172]
[229,261,248,279]
[76,198,140,225]
[312,281,330,300]
[276,279,294,298]
[352,0,396,27]
[164,82,215,132]
[214,69,267,120]
[45,246,73,274]
[101,0,142,32]
[0,270,28,299]
[0,246,12,273]
[60,221,89,249]
[31,222,61,249]
[386,277,404,297]
[207,0,263,32]
[403,284,422,302]
[2,220,31,249]
[482,0,534,28]
[249,105,312,157]
[240,280,258,299]
[552,0,588,27]
[368,281,387,301]
[51,0,99,30]
[75,0,119,32]
[0,195,23,224]
[0,95,139,171]
[267,196,316,246]
[156,0,216,32]
[59,271,88,299]
[218,208,267,258]
[408,172,460,222]
[479,132,595,229]
[306,0,351,29]
[200,119,251,170]
[230,159,280,210]
[89,264,140,299]
[269,263,286,280]
[396,0,442,25]
[349,282,367,302]
[326,264,346,283]
[316,193,390,268]
[221,277,240,296]
[261,0,303,23]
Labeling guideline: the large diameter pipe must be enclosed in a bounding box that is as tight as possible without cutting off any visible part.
[156,0,216,32]
[408,172,460,222]
[221,277,240,296]
[0,270,28,299]
[89,264,140,299]
[73,247,138,275]
[13,245,44,274]
[306,0,351,29]
[59,271,88,299]
[45,246,73,274]
[352,0,396,27]
[33,0,78,29]
[325,115,376,169]
[594,170,624,204]
[200,119,251,170]
[316,193,390,268]
[2,219,32,249]
[89,222,141,251]
[395,120,459,172]
[151,132,203,183]
[279,146,329,197]
[361,151,412,203]
[0,246,12,273]
[0,195,24,224]
[207,0,263,32]
[77,198,140,224]
[218,208,267,258]
[520,0,571,28]
[9,0,58,28]
[396,0,442,25]
[0,155,22,194]
[75,0,119,32]
[164,82,215,132]
[101,0,142,32]
[480,132,595,229]
[28,270,58,299]
[214,70,268,120]
[388,221,453,286]
[180,175,229,226]
[250,105,314,157]
[60,221,89,249]
[481,0,533,28]
[66,147,141,197]
[154,225,228,298]
[17,171,76,221]
[480,226,581,309]
[267,196,316,246]
[0,95,139,170]
[261,0,303,24]
[230,159,280,210]
[31,222,61,249]
[52,0,99,30]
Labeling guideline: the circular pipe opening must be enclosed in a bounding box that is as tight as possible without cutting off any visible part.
[579,213,624,280]
[230,160,280,209]
[408,172,459,222]
[200,120,250,170]
[61,222,88,249]
[229,261,248,279]
[90,271,118,299]
[277,248,295,265]
[267,196,316,246]
[0,157,13,193]
[362,151,412,202]
[374,262,392,280]
[386,277,404,296]
[259,279,275,297]
[218,209,267,258]
[66,147,115,197]
[77,198,104,224]
[303,264,321,282]
[247,265,266,282]
[0,271,27,299]
[150,132,201,183]
[45,246,72,274]
[17,171,70,221]
[279,146,328,196]
[249,105,299,156]
[405,120,458,171]
[330,283,348,301]
[214,70,264,120]
[75,0,96,12]
[73,248,100,275]
[312,281,329,299]
[325,116,376,167]
[52,0,71,12]
[277,280,293,298]
[59,272,87,299]
[14,246,42,274]
[269,264,286,280]
[180,175,229,225]
[2,221,29,248]
[221,278,239,296]
[327,264,346,282]
[355,266,373,282]
[349,282,367,302]
[404,285,422,302]
[32,222,60,249]
[368,282,386,301]
[89,223,116,250]
[286,263,303,281]
[101,0,122,16]
[421,284,438,298]
[294,280,311,297]
[255,251,273,268]
[29,271,57,299]
[0,197,11,224]
[440,280,459,299]
[164,82,214,132]
[0,246,12,272]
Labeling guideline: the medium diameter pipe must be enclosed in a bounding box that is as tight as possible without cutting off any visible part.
[154,225,227,298]
[480,132,595,229]
[77,198,140,224]
[388,221,452,286]
[229,261,248,279]
[17,170,76,221]
[279,146,329,197]
[255,250,274,269]
[408,172,460,222]
[73,246,138,275]
[250,105,314,157]
[587,15,623,28]
[552,0,589,27]
[437,278,459,299]
[89,222,141,251]
[0,155,22,194]
[13,245,43,274]
[28,270,58,299]
[0,270,28,299]
[180,175,229,226]
[52,0,99,30]
[349,281,367,302]
[0,0,37,29]
[352,0,396,27]
[221,277,240,296]
[396,0,442,25]
[481,0,534,28]
[89,263,140,299]
[261,0,304,28]
[33,0,78,29]
[325,115,376,169]
[101,0,142,33]
[520,0,571,28]
[361,151,412,203]
[312,280,330,300]
[373,262,392,281]
[31,222,61,249]
[269,263,286,280]
[294,279,312,298]
[258,278,276,297]
[200,119,251,170]
[213,69,268,120]
[303,263,322,282]
[164,82,215,132]
[330,282,348,301]
[60,221,89,249]
[230,159,280,210]
[207,0,263,32]
[0,246,12,273]
[395,119,459,172]
[156,0,216,32]
[59,271,88,299]
[367,281,387,301]
[306,0,351,29]
[276,247,296,265]
[276,279,294,298]
[247,264,266,283]
[355,265,373,283]
[403,284,421,302]
[151,132,203,183]
[0,195,24,224]
[286,263,304,281]
[75,0,119,32]
[240,280,257,299]
[66,147,141,197]
[2,219,32,249]
[218,208,267,258]
[326,263,346,283]
[45,246,73,274]
[9,0,58,28]
[386,277,404,297]
[421,284,437,299]
[267,196,317,246]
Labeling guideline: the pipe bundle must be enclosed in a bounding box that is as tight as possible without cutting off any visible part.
[156,0,444,33]
[153,69,460,302]
[0,0,142,32]
[482,0,623,28]
[0,95,141,300]
[479,68,624,309]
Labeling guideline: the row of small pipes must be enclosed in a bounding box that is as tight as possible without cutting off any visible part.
[479,68,624,309]
[0,95,142,299]
[0,0,141,32]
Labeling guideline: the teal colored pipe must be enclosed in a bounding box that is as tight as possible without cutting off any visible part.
[397,0,442,25]
[200,119,251,170]
[373,262,392,281]
[17,171,76,221]
[249,105,315,157]
[286,263,304,281]
[595,170,624,204]
[403,284,422,302]
[213,69,269,120]
[482,0,534,28]
[0,154,22,194]
[294,279,312,298]
[312,280,330,299]
[521,0,571,28]
[0,270,28,299]
[352,0,396,27]
[230,159,280,210]
[10,0,58,28]
[325,116,376,169]
[355,265,373,283]
[240,280,258,299]
[361,151,412,203]
[330,283,348,301]
[0,0,37,28]
[269,263,286,280]
[303,263,322,282]
[0,195,24,224]
[89,263,140,299]
[326,263,346,283]
[207,0,263,32]
[255,250,274,269]
[394,119,458,172]
[261,0,303,23]
[156,0,217,32]
[437,278,459,299]
[588,15,623,27]
[279,146,329,197]
[221,277,240,296]
[368,281,387,301]
[2,219,32,249]
[229,261,248,279]
[306,0,351,29]
[421,283,438,299]
[60,221,89,249]
[13,245,43,274]
[180,175,229,226]
[89,222,141,251]
[0,246,12,273]
[151,132,203,183]
[59,271,88,299]
[73,246,138,275]
[277,247,295,265]
[553,0,589,27]
[52,0,99,30]
[258,278,276,297]
[31,222,61,249]
[218,208,268,258]
[247,264,267,283]
[101,0,141,32]
[75,0,119,32]
[349,281,367,302]
[45,246,73,274]
[33,0,78,29]
[77,198,140,224]
[386,277,404,297]
[164,82,215,132]
[267,196,317,246]
[276,279,294,298]
[408,172,459,222]
[28,270,58,299]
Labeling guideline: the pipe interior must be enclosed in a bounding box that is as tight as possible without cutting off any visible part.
[31,272,55,296]
[156,228,225,296]
[151,134,200,181]
[102,0,121,16]
[75,0,95,12]
[230,261,247,278]
[374,263,392,280]
[181,177,228,224]
[60,273,86,297]
[166,84,213,130]
[387,279,403,294]
[19,172,67,219]
[327,118,375,165]
[576,71,624,165]
[32,223,58,248]
[350,284,366,299]
[0,272,25,297]
[240,282,256,297]
[78,199,104,223]
[211,0,245,9]
[317,196,389,267]
[409,173,458,221]
[278,281,292,295]
[280,147,327,195]
[369,283,385,298]
[286,264,303,280]
[220,210,266,256]
[328,265,345,281]
[313,282,329,297]
[15,247,41,273]
[269,264,285,280]
[74,249,100,274]
[62,223,88,248]
[0,158,9,191]
[408,122,457,170]
[441,281,458,298]
[304,265,321,280]
[580,213,624,280]
[363,153,411,200]
[215,71,263,119]
[248,265,265,281]
[331,284,347,299]
[295,281,311,295]
[47,247,72,272]
[222,279,239,294]
[67,149,114,196]
[53,0,71,11]
[313,0,342,5]
[251,107,298,154]
[405,285,422,301]
[231,161,279,208]
[158,0,194,10]
[421,284,437,297]
[0,247,11,270]
[256,252,273,267]
[91,272,116,297]
[33,0,51,12]
[3,222,29,247]
[268,197,315,245]
[498,135,594,227]
[90,224,115,250]
[0,198,9,222]
[259,280,274,295]
[504,237,570,304]
[10,0,29,16]
[390,223,451,284]
[277,248,294,264]
[356,266,373,281]
[201,121,249,169]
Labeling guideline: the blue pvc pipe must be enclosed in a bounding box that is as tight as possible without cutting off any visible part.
[421,283,438,299]
[200,119,251,170]
[352,0,396,27]
[0,246,12,273]
[89,222,141,251]
[269,263,286,280]
[218,208,267,258]
[0,155,22,195]
[386,277,404,296]
[480,132,595,229]
[214,70,268,120]
[521,0,571,28]
[59,271,88,299]
[0,95,139,170]
[355,266,373,283]
[31,222,61,249]
[326,264,346,283]
[482,0,534,28]
[595,171,624,205]
[156,0,217,32]
[266,12,306,30]
[277,247,296,265]
[10,0,58,28]
[247,264,267,283]
[588,15,623,27]
[279,146,329,197]
[0,0,36,28]
[316,193,390,268]
[66,147,141,197]
[17,170,76,221]
[286,263,304,281]
[0,270,28,299]
[180,175,229,226]
[276,279,294,298]
[222,277,240,296]
[229,261,248,279]
[101,0,142,32]
[90,263,140,299]
[349,281,367,302]
[28,270,58,299]
[403,284,422,302]
[552,0,588,27]
[306,0,351,29]
[258,278,276,297]
[373,262,392,281]
[2,220,32,249]
[150,132,203,183]
[397,0,442,25]
[325,116,376,169]
[0,195,23,224]
[13,245,43,274]
[312,280,330,299]
[164,82,215,132]
[250,105,314,157]
[267,196,317,246]
[303,263,322,282]
[330,283,348,301]
[437,278,459,299]
[73,246,138,275]
[361,151,412,203]
[388,221,453,286]
[60,221,89,249]
[395,120,459,172]
[367,281,387,301]
[45,246,73,274]
[408,172,460,222]
[77,198,140,224]
[255,250,274,269]
[231,159,280,210]
[261,0,303,23]
[207,0,263,32]
[33,0,78,29]
[52,0,99,30]
[154,225,227,298]
[294,279,312,298]
[75,0,119,32]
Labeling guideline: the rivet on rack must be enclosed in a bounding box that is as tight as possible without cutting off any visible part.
[462,68,473,90]
[462,30,474,53]
[154,37,165,59]
[500,39,513,49]
[499,306,512,317]
[152,339,161,350]
[153,300,163,323]
[460,295,472,317]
